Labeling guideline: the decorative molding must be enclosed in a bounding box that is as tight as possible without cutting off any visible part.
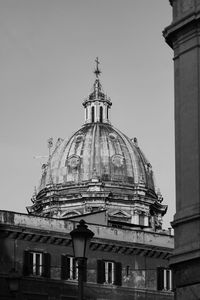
[111,154,124,168]
[0,227,172,260]
[66,155,80,169]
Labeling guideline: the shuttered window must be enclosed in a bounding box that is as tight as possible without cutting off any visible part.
[105,261,114,284]
[61,255,78,281]
[97,260,105,284]
[23,251,50,278]
[97,260,122,286]
[157,267,173,291]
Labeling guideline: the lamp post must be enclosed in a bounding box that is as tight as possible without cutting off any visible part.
[70,220,94,300]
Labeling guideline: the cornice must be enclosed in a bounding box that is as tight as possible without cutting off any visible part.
[0,225,172,260]
[171,211,200,228]
[163,11,200,48]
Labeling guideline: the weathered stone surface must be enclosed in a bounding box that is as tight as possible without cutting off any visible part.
[0,210,173,299]
[164,1,200,299]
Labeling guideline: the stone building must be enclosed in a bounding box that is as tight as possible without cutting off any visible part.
[164,0,200,299]
[0,60,174,300]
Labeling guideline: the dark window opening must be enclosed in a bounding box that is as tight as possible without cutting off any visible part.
[126,266,130,277]
[100,106,103,122]
[92,107,95,122]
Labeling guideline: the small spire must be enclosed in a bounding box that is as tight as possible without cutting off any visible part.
[47,137,53,158]
[94,57,101,79]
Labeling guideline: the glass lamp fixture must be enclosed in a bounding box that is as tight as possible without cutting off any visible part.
[70,219,94,259]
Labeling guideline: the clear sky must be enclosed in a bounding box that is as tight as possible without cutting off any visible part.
[0,0,174,228]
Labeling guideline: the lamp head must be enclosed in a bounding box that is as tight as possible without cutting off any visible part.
[70,220,94,259]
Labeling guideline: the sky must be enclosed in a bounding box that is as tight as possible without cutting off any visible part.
[0,0,174,229]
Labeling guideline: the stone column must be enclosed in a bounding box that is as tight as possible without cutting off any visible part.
[95,102,99,122]
[88,105,91,123]
[94,103,98,122]
[164,0,200,298]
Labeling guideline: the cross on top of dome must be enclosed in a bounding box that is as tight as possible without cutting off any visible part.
[94,57,101,79]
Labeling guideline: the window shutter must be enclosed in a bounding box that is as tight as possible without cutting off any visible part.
[23,251,32,276]
[82,259,87,282]
[72,258,77,280]
[42,253,51,278]
[97,260,105,284]
[171,269,175,291]
[61,255,69,280]
[114,262,122,286]
[157,267,164,290]
[23,251,31,276]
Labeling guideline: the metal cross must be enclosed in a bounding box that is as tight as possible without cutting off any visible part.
[95,57,100,68]
[94,57,101,78]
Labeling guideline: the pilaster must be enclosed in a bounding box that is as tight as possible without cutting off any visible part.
[164,1,200,298]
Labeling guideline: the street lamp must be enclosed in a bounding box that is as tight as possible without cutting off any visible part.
[70,219,94,300]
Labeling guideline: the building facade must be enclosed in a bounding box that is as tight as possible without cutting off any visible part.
[164,1,200,299]
[0,210,173,300]
[0,60,174,300]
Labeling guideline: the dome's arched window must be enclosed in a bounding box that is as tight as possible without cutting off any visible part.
[107,106,108,119]
[92,106,95,122]
[100,106,103,123]
[139,214,145,226]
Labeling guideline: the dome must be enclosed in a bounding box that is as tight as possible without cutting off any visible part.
[27,58,167,231]
[39,123,155,195]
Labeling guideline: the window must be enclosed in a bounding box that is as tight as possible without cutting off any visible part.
[157,268,173,291]
[91,106,95,122]
[126,265,130,277]
[61,255,87,282]
[105,261,114,284]
[23,251,50,278]
[97,260,122,286]
[139,213,145,226]
[32,252,42,276]
[100,106,103,122]
[61,256,78,280]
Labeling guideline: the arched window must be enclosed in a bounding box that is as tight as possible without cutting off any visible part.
[92,106,95,122]
[107,106,109,119]
[139,214,145,226]
[100,106,103,123]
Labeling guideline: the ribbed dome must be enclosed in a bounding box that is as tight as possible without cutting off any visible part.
[39,123,155,194]
[27,59,167,230]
